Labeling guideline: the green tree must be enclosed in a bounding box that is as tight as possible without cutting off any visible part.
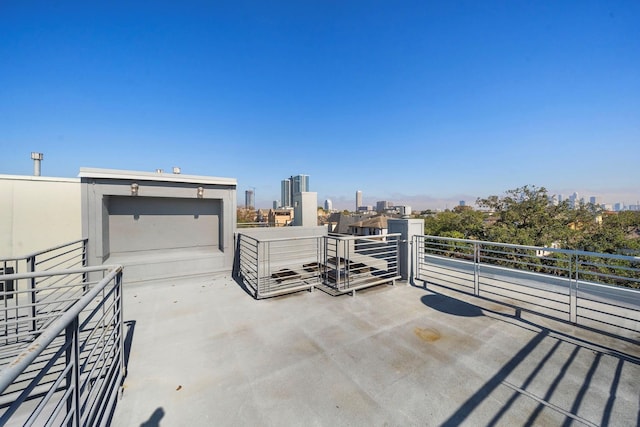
[573,210,640,254]
[424,207,485,239]
[476,185,576,247]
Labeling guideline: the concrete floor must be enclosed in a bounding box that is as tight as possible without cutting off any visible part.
[111,274,640,427]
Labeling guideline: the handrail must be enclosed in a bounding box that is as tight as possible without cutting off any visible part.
[1,238,88,262]
[328,233,402,241]
[242,235,330,244]
[415,234,640,332]
[0,265,122,393]
[0,265,113,282]
[421,234,640,262]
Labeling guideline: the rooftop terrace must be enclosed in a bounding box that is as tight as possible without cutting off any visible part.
[1,187,639,426]
[111,274,639,426]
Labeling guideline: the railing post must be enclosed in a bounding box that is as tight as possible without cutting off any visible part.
[255,241,261,299]
[569,253,578,324]
[336,240,342,290]
[82,239,88,292]
[473,242,480,296]
[116,271,125,379]
[27,255,37,332]
[266,241,271,295]
[420,236,428,288]
[65,316,81,427]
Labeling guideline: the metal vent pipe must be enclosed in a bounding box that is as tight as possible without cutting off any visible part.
[31,152,43,176]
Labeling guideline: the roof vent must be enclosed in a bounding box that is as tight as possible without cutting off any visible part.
[172,167,181,174]
[31,152,43,176]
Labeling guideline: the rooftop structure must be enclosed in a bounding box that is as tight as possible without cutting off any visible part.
[1,170,639,427]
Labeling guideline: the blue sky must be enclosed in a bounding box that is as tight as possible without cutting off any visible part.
[1,1,639,209]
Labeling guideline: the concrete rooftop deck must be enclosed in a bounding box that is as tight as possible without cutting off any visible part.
[111,275,640,426]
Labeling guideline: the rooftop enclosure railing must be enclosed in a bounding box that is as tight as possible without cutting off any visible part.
[1,239,88,337]
[414,235,640,333]
[324,234,400,296]
[0,265,124,427]
[237,233,401,298]
[238,234,323,298]
[237,222,274,229]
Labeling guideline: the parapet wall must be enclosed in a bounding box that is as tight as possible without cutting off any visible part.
[0,175,81,257]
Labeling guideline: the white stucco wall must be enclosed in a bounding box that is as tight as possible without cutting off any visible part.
[0,175,81,258]
[293,192,318,227]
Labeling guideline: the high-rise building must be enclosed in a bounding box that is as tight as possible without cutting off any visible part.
[245,190,255,209]
[292,174,309,194]
[376,200,392,212]
[281,174,309,208]
[569,192,579,209]
[324,199,333,211]
[356,190,362,211]
[281,179,292,207]
[273,200,279,209]
[589,196,598,205]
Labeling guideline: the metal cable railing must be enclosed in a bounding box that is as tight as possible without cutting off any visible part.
[0,265,124,427]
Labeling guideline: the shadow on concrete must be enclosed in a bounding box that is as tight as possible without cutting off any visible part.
[422,284,640,426]
[231,234,257,298]
[105,319,137,426]
[124,320,136,370]
[421,280,640,348]
[441,329,549,426]
[231,273,255,298]
[140,407,165,427]
[420,293,484,317]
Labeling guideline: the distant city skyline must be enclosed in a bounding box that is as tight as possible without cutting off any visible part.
[1,3,638,212]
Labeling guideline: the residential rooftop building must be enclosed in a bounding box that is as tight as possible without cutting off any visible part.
[1,168,639,427]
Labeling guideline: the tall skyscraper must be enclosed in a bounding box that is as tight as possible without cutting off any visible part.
[569,192,579,209]
[281,179,291,207]
[356,190,362,211]
[245,190,254,209]
[324,199,333,211]
[282,174,309,208]
[589,196,598,205]
[292,174,309,194]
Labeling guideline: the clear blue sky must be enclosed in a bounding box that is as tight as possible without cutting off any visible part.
[1,1,639,209]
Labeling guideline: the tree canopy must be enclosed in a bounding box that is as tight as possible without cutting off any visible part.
[420,185,640,255]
